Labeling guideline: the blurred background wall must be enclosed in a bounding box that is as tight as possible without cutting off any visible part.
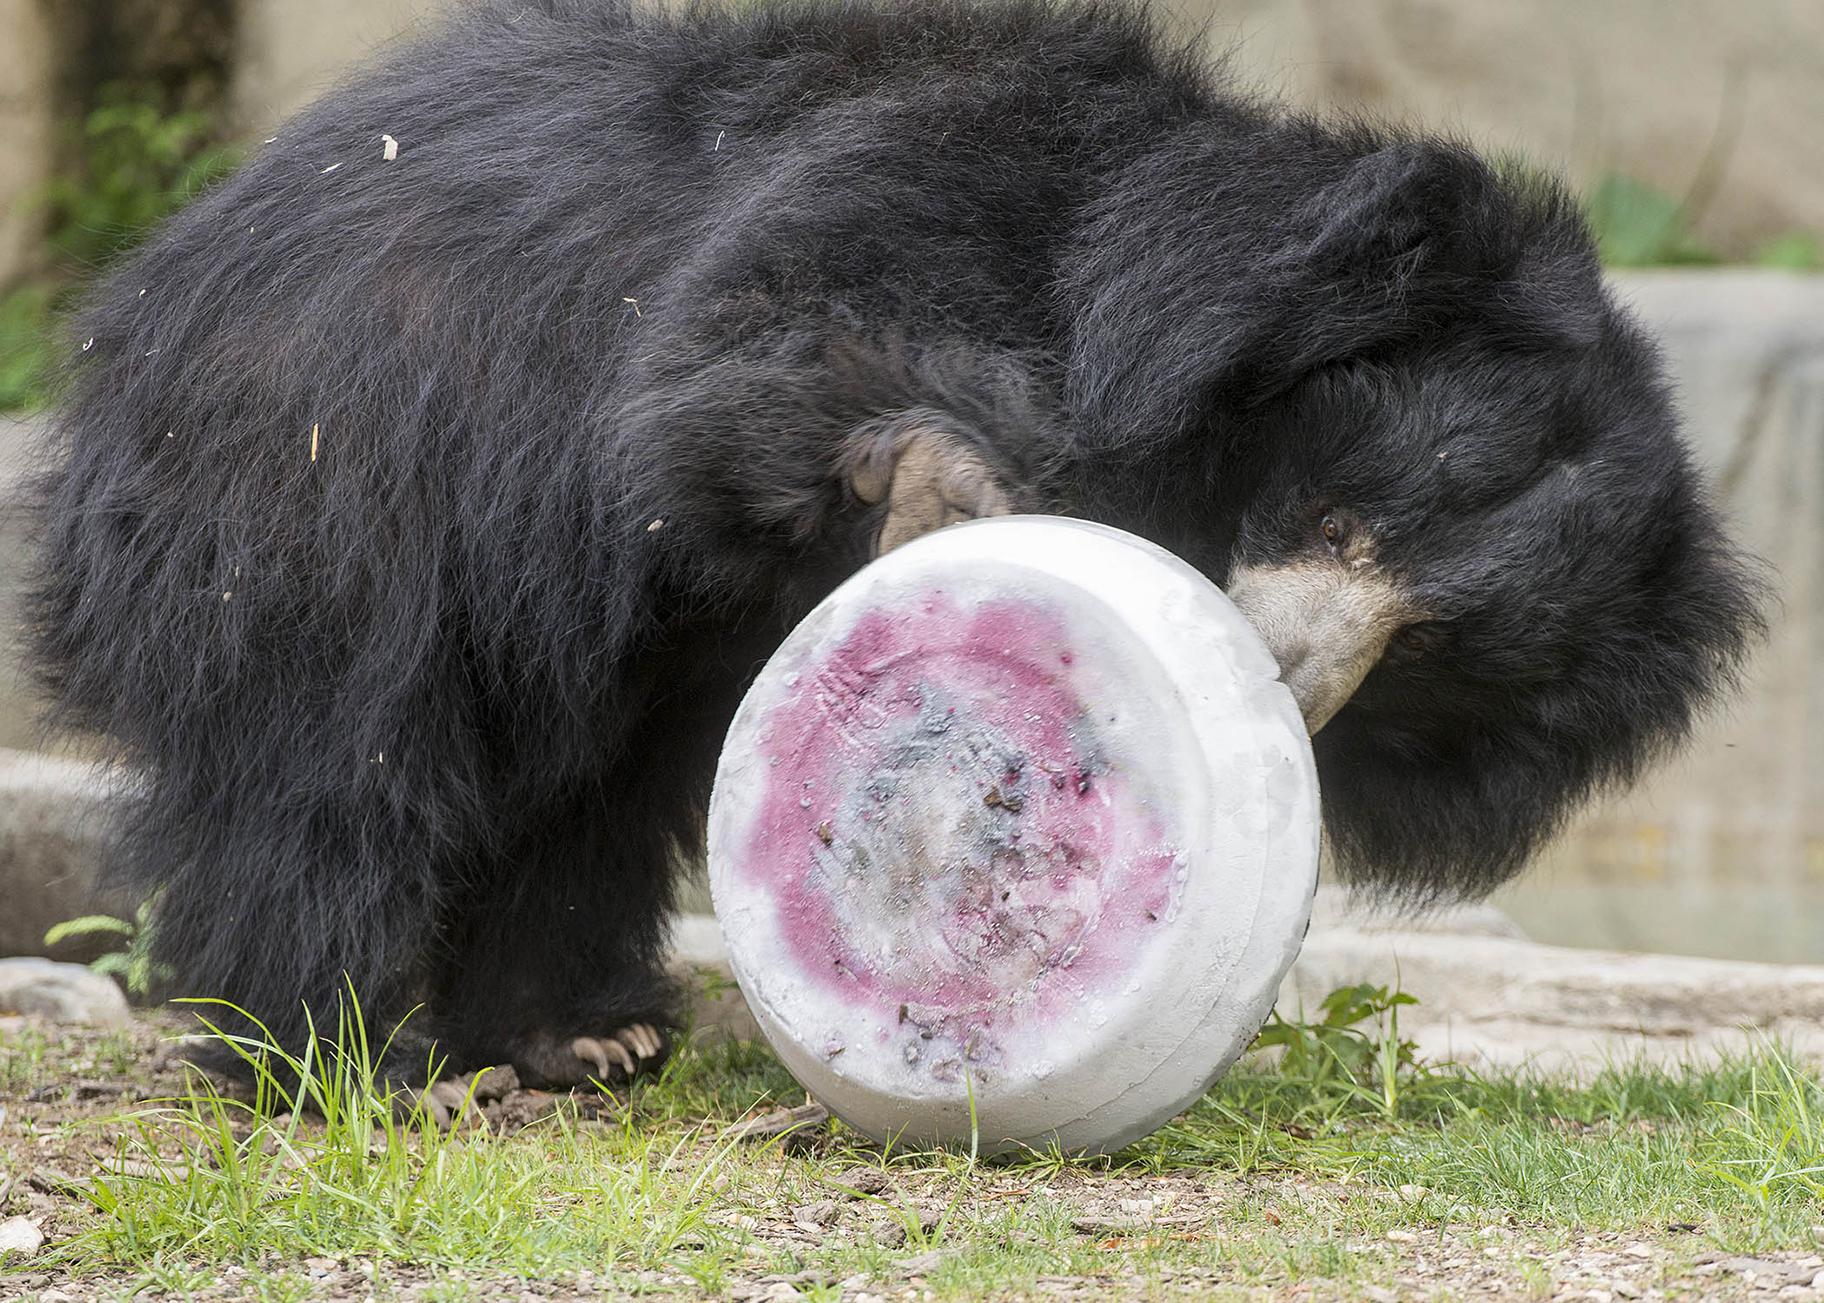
[0,0,1819,961]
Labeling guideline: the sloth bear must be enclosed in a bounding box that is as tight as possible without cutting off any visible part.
[29,0,1761,1096]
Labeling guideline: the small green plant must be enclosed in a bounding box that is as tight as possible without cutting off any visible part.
[1585,171,1822,271]
[1250,981,1423,1118]
[1585,172,1723,267]
[1752,231,1824,272]
[41,83,238,273]
[0,82,238,413]
[44,899,173,999]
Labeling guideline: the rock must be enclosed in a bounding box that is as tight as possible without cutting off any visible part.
[896,1249,948,1276]
[668,913,760,1043]
[0,957,128,1026]
[835,1167,890,1197]
[0,746,128,961]
[0,1215,44,1257]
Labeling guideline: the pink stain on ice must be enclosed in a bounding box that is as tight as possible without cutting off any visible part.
[741,590,1182,1078]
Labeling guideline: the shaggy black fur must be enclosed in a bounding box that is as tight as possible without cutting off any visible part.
[28,0,1761,1077]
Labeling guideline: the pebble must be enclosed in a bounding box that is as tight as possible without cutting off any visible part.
[0,1216,44,1257]
[0,958,128,1026]
[898,1249,948,1276]
[836,1167,890,1196]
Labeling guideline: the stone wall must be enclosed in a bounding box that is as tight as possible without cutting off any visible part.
[1198,0,1824,257]
[0,1,55,287]
[230,0,433,134]
[1497,272,1824,961]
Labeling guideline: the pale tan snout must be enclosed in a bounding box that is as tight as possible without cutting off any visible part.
[1225,561,1414,734]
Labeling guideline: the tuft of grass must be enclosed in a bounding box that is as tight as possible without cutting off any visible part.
[50,991,764,1281]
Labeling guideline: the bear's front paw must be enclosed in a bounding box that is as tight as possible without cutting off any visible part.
[848,418,1015,557]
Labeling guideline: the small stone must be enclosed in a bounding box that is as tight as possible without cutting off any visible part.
[898,1249,947,1276]
[468,1065,520,1102]
[0,1216,44,1257]
[0,959,128,1027]
[1624,1243,1655,1259]
[1364,1287,1398,1303]
[837,1167,890,1196]
[1398,1184,1430,1201]
[793,1198,838,1227]
[873,1220,908,1249]
[1613,1282,1642,1299]
[1385,1229,1417,1243]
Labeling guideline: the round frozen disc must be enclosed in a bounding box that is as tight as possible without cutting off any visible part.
[706,516,1319,1154]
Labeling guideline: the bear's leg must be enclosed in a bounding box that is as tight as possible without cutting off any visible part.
[422,621,763,1094]
[425,785,681,1091]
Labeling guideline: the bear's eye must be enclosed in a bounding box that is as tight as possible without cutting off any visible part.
[1390,622,1445,659]
[1320,513,1343,546]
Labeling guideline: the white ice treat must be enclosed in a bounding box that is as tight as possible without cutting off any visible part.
[707,516,1319,1154]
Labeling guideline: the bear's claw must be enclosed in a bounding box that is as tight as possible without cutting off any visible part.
[570,1024,665,1082]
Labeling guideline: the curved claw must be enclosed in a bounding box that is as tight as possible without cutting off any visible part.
[572,1034,638,1081]
[615,1023,663,1061]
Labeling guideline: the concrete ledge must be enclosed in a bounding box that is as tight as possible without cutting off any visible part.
[1283,927,1824,1069]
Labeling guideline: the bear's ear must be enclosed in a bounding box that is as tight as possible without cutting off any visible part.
[1069,139,1511,449]
[1213,141,1511,398]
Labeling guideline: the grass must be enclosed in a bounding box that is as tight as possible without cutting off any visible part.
[5,989,1824,1299]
